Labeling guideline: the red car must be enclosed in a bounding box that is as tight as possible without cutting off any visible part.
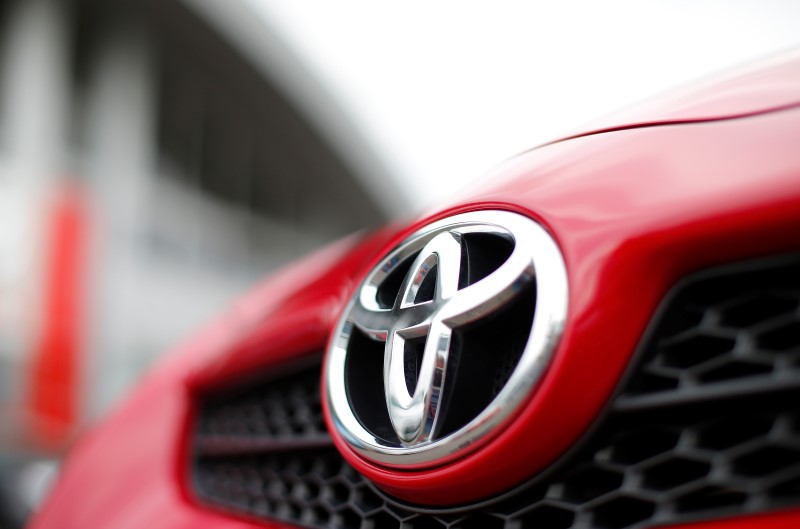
[32,51,800,529]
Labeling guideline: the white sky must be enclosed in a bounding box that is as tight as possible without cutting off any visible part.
[244,1,800,210]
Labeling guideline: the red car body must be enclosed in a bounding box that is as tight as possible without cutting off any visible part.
[31,51,800,529]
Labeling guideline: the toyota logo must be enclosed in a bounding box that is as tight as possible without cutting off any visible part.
[325,210,568,467]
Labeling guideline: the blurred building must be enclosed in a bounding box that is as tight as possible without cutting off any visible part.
[0,0,398,459]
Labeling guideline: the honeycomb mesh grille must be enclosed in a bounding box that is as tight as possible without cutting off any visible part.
[192,257,800,529]
[197,366,326,440]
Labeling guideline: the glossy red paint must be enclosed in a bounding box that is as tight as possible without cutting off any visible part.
[327,106,800,504]
[32,70,800,528]
[32,227,400,529]
[659,510,800,529]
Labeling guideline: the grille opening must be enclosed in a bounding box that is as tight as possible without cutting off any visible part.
[630,371,680,394]
[772,476,800,499]
[192,256,800,529]
[196,363,325,441]
[658,334,736,369]
[641,457,710,491]
[376,253,417,309]
[696,359,772,383]
[459,232,514,288]
[520,506,574,529]
[759,321,800,351]
[344,328,398,444]
[592,497,655,529]
[608,426,680,465]
[561,466,623,502]
[676,486,747,513]
[404,337,426,396]
[435,280,536,438]
[720,293,798,327]
[733,446,800,478]
[694,414,773,450]
[414,263,438,304]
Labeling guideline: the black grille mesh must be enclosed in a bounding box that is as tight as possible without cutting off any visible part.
[192,257,800,529]
[197,367,326,440]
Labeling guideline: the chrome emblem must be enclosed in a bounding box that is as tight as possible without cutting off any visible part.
[325,210,568,467]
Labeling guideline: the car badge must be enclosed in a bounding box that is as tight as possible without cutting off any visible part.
[325,210,568,467]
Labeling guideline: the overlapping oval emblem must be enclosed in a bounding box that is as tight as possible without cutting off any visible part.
[325,210,568,468]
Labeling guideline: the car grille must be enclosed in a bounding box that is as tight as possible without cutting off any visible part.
[192,256,800,529]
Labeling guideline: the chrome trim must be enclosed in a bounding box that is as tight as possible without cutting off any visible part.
[325,210,569,468]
